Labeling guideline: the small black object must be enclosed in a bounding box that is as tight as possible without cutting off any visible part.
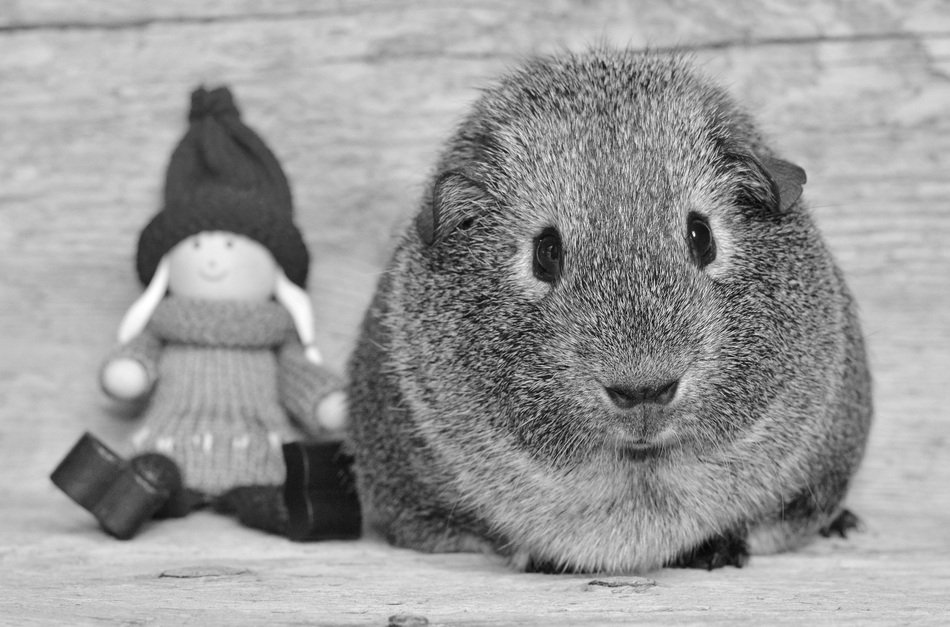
[51,433,180,540]
[282,440,362,541]
[388,614,430,627]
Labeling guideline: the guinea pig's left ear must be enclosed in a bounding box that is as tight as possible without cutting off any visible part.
[416,171,491,246]
[758,155,807,212]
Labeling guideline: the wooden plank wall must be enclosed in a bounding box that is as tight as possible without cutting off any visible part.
[1,1,948,623]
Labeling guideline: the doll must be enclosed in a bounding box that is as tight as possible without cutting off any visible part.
[52,86,359,540]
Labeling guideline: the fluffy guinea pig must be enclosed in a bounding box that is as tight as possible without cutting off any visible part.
[346,49,872,573]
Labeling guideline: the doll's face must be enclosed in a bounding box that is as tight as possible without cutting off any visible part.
[166,231,278,301]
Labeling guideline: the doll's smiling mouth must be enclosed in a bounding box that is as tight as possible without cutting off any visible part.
[199,268,229,282]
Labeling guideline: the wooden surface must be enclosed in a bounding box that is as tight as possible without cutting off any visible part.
[1,1,949,624]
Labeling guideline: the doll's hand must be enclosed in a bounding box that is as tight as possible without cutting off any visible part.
[316,391,347,433]
[101,358,151,401]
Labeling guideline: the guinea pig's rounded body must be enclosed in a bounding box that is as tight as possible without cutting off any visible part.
[346,50,872,573]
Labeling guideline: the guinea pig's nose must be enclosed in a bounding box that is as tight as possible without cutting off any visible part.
[604,380,679,409]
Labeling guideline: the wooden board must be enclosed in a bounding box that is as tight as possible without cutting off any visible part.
[1,1,948,623]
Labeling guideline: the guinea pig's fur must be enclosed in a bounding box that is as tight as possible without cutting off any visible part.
[346,49,872,573]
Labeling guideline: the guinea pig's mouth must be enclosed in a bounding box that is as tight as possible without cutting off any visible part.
[604,422,682,460]
[617,432,678,457]
[619,442,666,461]
[622,438,660,450]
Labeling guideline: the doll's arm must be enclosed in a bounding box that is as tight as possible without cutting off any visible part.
[278,339,346,436]
[100,330,162,402]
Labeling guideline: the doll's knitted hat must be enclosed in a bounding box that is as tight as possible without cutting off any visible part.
[136,86,310,287]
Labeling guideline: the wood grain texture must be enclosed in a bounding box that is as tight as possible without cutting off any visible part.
[1,1,948,624]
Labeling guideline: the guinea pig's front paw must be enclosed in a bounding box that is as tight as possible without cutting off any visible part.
[667,531,750,570]
[819,508,862,539]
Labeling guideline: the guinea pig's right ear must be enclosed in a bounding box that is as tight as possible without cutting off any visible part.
[416,171,489,246]
[757,156,807,213]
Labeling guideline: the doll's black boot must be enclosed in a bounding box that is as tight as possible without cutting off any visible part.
[52,434,183,539]
[51,432,126,513]
[93,453,183,539]
[282,440,362,541]
[215,485,289,535]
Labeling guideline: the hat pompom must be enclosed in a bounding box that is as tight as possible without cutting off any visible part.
[189,86,240,122]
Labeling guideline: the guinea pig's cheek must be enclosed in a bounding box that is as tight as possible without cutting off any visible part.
[650,381,698,439]
[703,212,735,279]
[508,238,552,299]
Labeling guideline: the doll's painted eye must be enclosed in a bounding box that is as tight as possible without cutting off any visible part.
[225,237,235,249]
[687,212,716,267]
[533,227,563,283]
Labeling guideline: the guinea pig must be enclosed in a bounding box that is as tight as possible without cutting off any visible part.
[345,49,873,573]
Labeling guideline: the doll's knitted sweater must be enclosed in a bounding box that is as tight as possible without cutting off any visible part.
[105,296,340,495]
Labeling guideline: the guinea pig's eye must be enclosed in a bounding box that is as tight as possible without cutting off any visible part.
[533,227,563,283]
[687,212,716,267]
